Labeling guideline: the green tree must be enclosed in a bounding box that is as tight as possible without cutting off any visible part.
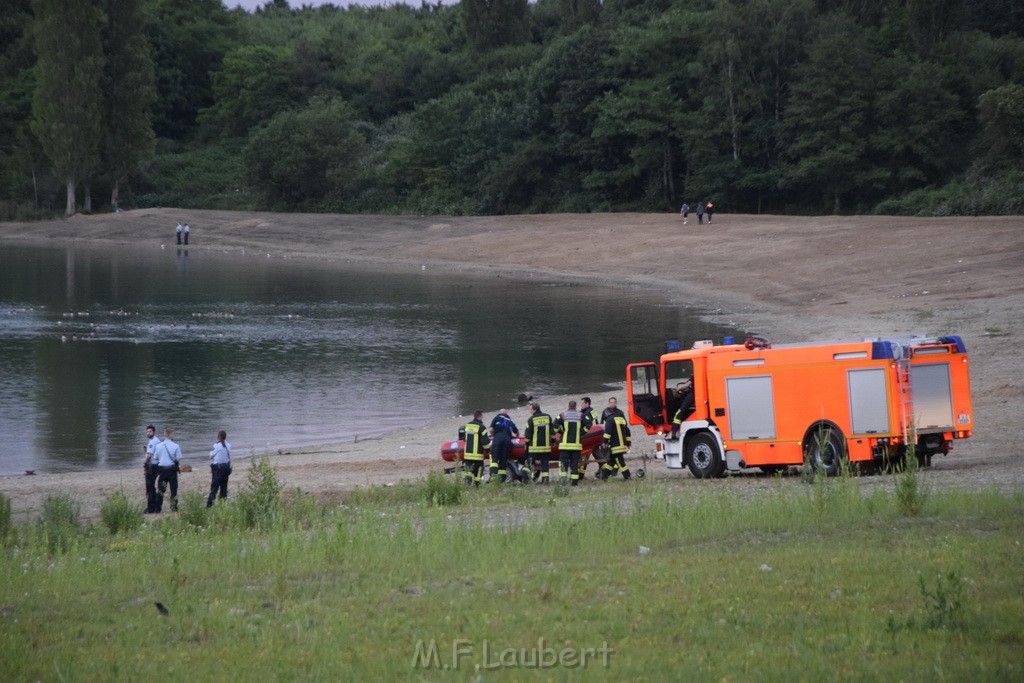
[977,83,1024,168]
[693,0,813,213]
[462,0,531,52]
[872,57,965,194]
[0,0,53,218]
[587,11,703,209]
[201,45,301,137]
[31,0,106,216]
[243,97,364,210]
[782,15,880,212]
[102,0,156,209]
[558,0,601,33]
[144,0,238,140]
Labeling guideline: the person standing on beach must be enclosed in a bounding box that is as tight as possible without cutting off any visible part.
[461,411,489,486]
[578,396,600,479]
[601,410,633,481]
[207,430,232,507]
[680,203,690,224]
[144,424,160,514]
[554,401,583,486]
[705,201,715,224]
[183,224,190,245]
[600,397,625,423]
[153,427,182,512]
[489,409,519,483]
[525,402,553,484]
[176,223,183,244]
[696,203,705,224]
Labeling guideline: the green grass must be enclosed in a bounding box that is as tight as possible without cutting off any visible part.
[0,472,1021,680]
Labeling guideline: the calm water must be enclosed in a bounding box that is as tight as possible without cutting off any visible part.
[0,243,737,474]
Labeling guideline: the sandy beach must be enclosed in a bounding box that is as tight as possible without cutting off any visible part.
[1,209,1022,522]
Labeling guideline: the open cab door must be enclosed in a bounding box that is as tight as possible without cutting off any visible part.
[626,362,664,435]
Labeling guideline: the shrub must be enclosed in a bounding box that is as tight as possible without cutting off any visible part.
[39,495,80,553]
[236,456,282,530]
[919,571,966,630]
[99,492,144,534]
[895,443,927,517]
[0,492,11,544]
[423,469,463,507]
[177,491,210,529]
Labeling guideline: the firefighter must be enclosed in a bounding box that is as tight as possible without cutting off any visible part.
[601,410,632,480]
[554,401,583,486]
[524,402,553,484]
[488,409,519,482]
[668,379,696,440]
[578,396,599,478]
[461,410,489,486]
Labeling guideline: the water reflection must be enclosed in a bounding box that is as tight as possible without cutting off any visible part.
[0,243,737,474]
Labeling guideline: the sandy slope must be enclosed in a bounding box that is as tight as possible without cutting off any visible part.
[1,209,1022,522]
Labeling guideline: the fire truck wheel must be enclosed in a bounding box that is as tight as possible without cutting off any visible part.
[804,422,845,477]
[686,433,725,479]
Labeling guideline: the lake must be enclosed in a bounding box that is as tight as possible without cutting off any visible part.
[0,243,737,474]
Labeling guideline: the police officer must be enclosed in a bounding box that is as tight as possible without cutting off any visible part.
[144,424,160,513]
[488,409,519,482]
[183,224,190,245]
[461,411,489,486]
[601,409,632,480]
[554,401,583,486]
[207,430,232,507]
[525,402,553,484]
[153,427,183,512]
[176,223,182,244]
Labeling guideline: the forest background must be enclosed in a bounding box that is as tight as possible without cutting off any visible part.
[2,0,1023,221]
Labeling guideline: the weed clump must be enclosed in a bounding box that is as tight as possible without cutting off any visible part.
[39,494,80,553]
[888,570,967,632]
[424,469,463,507]
[99,492,143,535]
[237,456,282,530]
[0,492,11,544]
[177,491,210,529]
[895,444,927,516]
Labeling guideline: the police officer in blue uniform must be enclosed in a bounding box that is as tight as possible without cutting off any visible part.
[153,427,183,512]
[144,424,160,513]
[207,430,232,507]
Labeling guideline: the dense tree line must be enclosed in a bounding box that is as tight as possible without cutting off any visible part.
[2,0,1023,219]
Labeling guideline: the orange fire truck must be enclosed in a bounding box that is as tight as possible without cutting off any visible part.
[625,336,973,477]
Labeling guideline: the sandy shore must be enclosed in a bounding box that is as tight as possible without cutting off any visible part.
[1,209,1022,522]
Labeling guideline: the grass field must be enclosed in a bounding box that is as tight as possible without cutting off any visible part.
[1,464,1021,681]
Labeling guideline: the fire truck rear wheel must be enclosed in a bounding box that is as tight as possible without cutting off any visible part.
[804,422,845,477]
[686,433,725,479]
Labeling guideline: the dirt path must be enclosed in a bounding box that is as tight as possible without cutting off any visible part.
[2,209,1022,522]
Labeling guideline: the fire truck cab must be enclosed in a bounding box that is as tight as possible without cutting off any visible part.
[625,336,973,478]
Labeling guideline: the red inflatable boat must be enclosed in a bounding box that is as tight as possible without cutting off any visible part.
[440,424,605,463]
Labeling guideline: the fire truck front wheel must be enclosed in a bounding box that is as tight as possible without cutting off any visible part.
[686,433,726,479]
[804,422,846,477]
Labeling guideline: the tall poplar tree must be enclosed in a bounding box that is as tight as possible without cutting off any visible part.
[31,0,106,216]
[102,0,155,209]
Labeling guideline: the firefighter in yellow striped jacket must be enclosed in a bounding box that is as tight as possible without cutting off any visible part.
[524,402,553,484]
[554,401,584,486]
[461,410,489,486]
[601,409,632,480]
